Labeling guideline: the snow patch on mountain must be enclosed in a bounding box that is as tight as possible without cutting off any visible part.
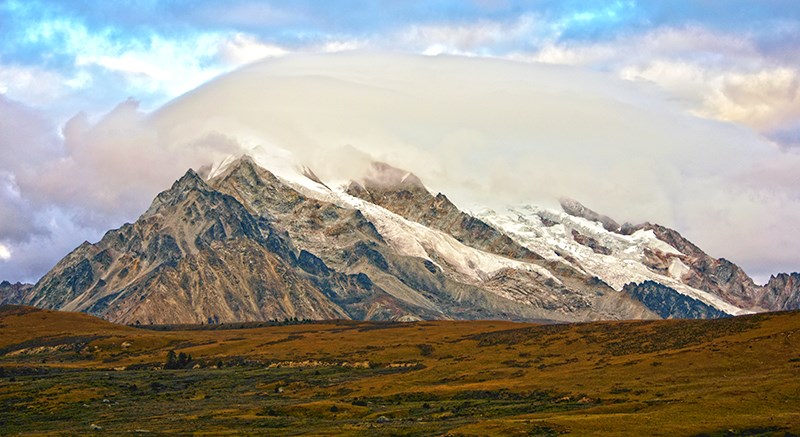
[337,189,561,285]
[239,156,562,290]
[474,205,749,316]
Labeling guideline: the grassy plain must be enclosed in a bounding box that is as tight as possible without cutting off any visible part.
[1,305,798,436]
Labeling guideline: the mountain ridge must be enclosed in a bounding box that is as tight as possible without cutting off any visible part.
[2,154,798,324]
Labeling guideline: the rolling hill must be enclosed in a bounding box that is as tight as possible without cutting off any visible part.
[1,305,798,435]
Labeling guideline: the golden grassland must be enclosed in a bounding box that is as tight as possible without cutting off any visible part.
[0,305,798,436]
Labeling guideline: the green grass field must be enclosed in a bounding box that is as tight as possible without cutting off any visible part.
[1,305,798,436]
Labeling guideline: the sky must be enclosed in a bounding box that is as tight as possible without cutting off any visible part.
[1,0,799,284]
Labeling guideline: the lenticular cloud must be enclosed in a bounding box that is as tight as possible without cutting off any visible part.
[2,53,800,282]
[146,53,800,279]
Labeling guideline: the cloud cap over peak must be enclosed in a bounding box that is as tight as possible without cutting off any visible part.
[146,53,800,280]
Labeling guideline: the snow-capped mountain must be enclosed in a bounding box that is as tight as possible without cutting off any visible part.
[2,153,798,324]
[472,204,746,315]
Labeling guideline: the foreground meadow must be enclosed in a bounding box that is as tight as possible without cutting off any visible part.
[1,305,798,436]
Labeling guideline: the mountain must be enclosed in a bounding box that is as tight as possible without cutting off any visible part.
[0,281,32,305]
[6,155,799,324]
[619,222,762,309]
[622,280,729,319]
[206,157,651,322]
[474,202,800,314]
[759,273,800,310]
[22,169,362,324]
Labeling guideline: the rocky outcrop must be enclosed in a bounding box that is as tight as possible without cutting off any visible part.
[623,281,728,319]
[759,273,800,311]
[620,222,761,309]
[0,281,32,305]
[571,230,612,255]
[559,198,620,232]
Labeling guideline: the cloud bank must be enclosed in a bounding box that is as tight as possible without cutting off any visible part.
[3,0,799,150]
[3,53,797,284]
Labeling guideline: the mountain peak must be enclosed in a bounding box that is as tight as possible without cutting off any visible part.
[363,162,426,191]
[227,154,259,171]
[558,197,621,232]
[142,168,212,218]
[15,151,800,325]
[212,154,283,186]
[175,168,205,188]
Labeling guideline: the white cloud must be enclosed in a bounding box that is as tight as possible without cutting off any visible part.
[216,33,289,65]
[705,68,800,131]
[320,39,364,53]
[520,25,800,148]
[71,32,231,98]
[2,18,289,113]
[143,53,800,279]
[0,64,74,105]
[619,62,800,145]
[0,243,10,261]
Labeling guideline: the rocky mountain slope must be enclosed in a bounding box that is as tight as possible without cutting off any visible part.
[0,281,32,306]
[622,281,728,319]
[759,273,800,310]
[474,201,799,315]
[5,155,799,324]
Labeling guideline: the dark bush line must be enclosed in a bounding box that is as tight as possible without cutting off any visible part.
[134,319,408,331]
[164,350,193,369]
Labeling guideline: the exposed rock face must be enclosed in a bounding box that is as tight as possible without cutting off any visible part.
[210,156,386,274]
[623,281,728,319]
[0,281,32,305]
[571,230,612,255]
[759,273,800,311]
[559,198,621,232]
[620,222,762,309]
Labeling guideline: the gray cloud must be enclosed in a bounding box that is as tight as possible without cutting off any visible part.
[0,95,242,282]
[0,96,57,243]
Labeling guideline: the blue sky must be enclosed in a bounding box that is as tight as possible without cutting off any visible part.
[1,0,800,282]
[2,0,799,134]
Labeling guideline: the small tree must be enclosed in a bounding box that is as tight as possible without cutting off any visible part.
[165,350,178,369]
[165,350,192,369]
[177,352,191,368]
